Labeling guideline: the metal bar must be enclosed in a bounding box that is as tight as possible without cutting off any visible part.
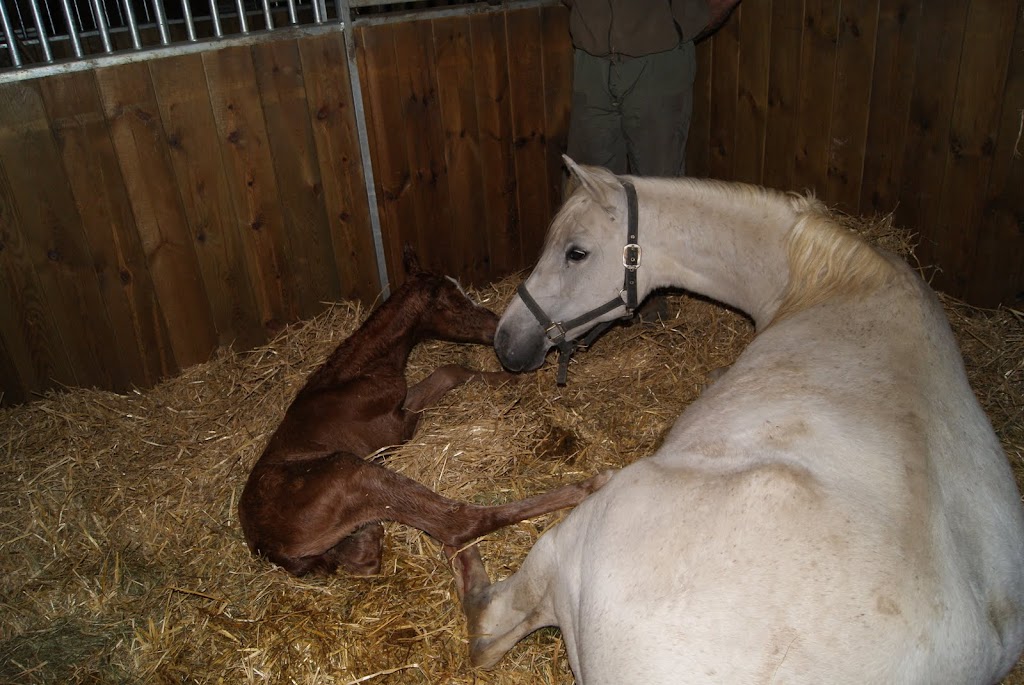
[151,0,170,44]
[180,0,196,41]
[208,0,223,37]
[234,0,248,33]
[91,0,114,52]
[59,0,84,56]
[122,0,142,49]
[0,1,22,67]
[337,0,389,298]
[261,0,273,30]
[27,0,53,62]
[285,0,297,25]
[311,0,322,25]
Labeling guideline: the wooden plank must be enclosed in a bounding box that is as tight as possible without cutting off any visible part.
[0,148,75,397]
[929,0,1018,297]
[731,0,772,185]
[392,19,455,274]
[506,6,550,265]
[355,23,416,288]
[969,7,1024,307]
[202,45,298,331]
[0,329,28,405]
[95,61,217,370]
[791,0,840,195]
[469,11,520,276]
[894,0,968,272]
[0,79,123,391]
[252,37,342,317]
[762,0,804,192]
[297,31,381,303]
[540,3,572,216]
[433,15,490,285]
[39,70,172,389]
[824,0,879,213]
[148,53,266,352]
[708,7,741,179]
[858,0,923,215]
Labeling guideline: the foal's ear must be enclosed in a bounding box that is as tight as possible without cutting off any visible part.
[403,244,422,275]
[562,155,619,212]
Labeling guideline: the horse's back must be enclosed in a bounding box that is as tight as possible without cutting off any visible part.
[551,267,1024,683]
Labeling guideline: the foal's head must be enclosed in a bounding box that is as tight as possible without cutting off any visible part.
[402,247,500,344]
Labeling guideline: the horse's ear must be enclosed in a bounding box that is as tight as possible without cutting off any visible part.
[562,155,619,211]
[403,244,422,275]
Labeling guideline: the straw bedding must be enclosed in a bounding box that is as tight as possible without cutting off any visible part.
[1,214,1022,684]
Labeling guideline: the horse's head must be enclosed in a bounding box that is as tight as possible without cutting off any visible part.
[495,157,641,372]
[401,246,500,344]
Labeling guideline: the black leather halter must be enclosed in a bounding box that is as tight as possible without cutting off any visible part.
[516,179,641,385]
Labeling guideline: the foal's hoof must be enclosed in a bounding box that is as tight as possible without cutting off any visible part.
[584,469,615,494]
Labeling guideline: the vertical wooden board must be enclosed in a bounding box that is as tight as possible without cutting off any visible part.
[762,0,804,192]
[541,3,572,216]
[469,11,520,276]
[433,15,489,284]
[298,31,381,303]
[824,0,879,213]
[0,329,28,405]
[0,80,122,391]
[39,70,172,389]
[202,45,297,331]
[894,0,968,267]
[392,20,455,274]
[506,6,550,264]
[732,0,772,185]
[148,53,266,352]
[969,8,1024,307]
[930,0,1018,297]
[792,0,839,195]
[252,38,342,317]
[355,24,417,288]
[858,0,922,214]
[0,153,75,395]
[95,61,217,370]
[687,38,713,177]
[708,11,741,179]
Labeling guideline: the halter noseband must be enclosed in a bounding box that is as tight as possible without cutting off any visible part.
[516,179,641,386]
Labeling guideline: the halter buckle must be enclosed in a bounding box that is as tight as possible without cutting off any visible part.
[544,321,567,343]
[623,243,641,271]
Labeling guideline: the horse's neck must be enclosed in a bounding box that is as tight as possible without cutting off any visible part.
[641,180,796,328]
[303,288,425,391]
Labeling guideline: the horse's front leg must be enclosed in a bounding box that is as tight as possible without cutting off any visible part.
[403,364,516,415]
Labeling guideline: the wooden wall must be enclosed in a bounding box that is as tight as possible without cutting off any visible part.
[688,0,1024,307]
[1,0,1022,404]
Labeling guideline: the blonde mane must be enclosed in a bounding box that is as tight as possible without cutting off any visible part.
[771,193,897,323]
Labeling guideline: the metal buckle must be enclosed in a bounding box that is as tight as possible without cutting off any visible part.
[622,243,641,271]
[544,321,566,342]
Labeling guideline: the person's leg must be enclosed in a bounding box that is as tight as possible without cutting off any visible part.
[616,41,696,177]
[566,49,628,175]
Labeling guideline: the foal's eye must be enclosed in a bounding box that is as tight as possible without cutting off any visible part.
[566,247,588,263]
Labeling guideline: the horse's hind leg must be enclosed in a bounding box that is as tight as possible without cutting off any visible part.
[326,521,385,576]
[447,543,556,668]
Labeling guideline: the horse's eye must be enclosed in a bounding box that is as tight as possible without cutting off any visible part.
[566,247,588,263]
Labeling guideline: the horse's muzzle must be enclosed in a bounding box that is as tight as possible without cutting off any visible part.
[494,325,548,372]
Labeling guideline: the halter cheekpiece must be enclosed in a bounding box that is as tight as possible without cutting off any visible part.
[516,178,642,385]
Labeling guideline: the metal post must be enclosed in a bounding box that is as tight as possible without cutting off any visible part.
[59,0,84,57]
[181,0,197,41]
[337,0,389,298]
[27,0,52,62]
[150,0,170,44]
[0,1,22,67]
[260,0,273,30]
[234,0,248,34]
[285,0,297,25]
[90,0,114,53]
[208,0,222,37]
[122,0,142,49]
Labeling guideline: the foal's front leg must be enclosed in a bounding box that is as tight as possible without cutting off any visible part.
[403,364,516,415]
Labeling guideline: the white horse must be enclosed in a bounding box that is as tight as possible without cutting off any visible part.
[448,157,1024,684]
